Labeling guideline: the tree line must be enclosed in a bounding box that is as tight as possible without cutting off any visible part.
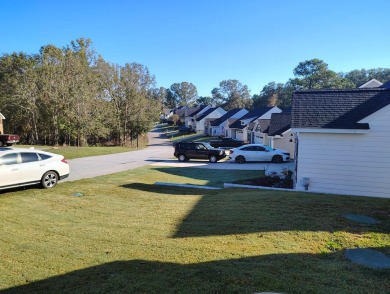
[1,37,389,146]
[164,59,390,110]
[0,38,161,146]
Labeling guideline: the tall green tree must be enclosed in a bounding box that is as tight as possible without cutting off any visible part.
[343,68,390,87]
[292,58,353,89]
[252,82,294,108]
[196,96,214,106]
[0,52,40,141]
[165,89,177,109]
[169,82,198,106]
[96,60,160,145]
[212,79,252,110]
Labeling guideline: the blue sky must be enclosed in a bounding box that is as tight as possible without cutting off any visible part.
[1,0,389,96]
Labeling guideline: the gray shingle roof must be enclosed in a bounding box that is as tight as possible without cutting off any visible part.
[291,88,390,129]
[187,105,207,116]
[229,107,273,129]
[380,80,390,89]
[195,107,217,121]
[210,108,243,126]
[268,113,291,136]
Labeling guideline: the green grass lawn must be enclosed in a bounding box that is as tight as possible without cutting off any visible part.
[14,140,148,160]
[1,166,389,293]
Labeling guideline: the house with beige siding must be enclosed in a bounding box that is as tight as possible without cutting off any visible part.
[0,113,5,134]
[291,85,390,198]
[268,112,295,159]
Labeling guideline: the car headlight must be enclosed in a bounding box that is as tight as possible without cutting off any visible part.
[283,152,290,156]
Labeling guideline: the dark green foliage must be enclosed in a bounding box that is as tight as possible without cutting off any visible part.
[0,38,162,146]
[253,59,389,108]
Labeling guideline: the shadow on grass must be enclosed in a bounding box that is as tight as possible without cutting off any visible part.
[2,250,389,294]
[139,166,264,188]
[121,183,390,237]
[121,183,208,196]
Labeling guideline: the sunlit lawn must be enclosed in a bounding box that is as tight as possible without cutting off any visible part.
[1,166,389,293]
[14,138,148,160]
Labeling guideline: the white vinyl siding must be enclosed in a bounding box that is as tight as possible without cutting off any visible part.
[195,108,226,133]
[296,106,390,198]
[271,129,295,159]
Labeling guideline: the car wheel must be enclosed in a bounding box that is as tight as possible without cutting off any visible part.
[41,171,58,188]
[272,155,283,163]
[0,141,3,147]
[235,156,246,164]
[178,154,187,162]
[209,155,217,163]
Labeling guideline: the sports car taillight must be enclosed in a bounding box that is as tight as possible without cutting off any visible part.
[229,150,234,154]
[61,158,68,164]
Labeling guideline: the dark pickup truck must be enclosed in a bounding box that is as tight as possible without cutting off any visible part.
[0,134,20,147]
[209,137,248,148]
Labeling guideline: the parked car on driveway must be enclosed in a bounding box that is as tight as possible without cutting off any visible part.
[178,126,196,134]
[0,134,19,147]
[229,144,290,163]
[174,141,226,163]
[0,147,70,190]
[209,137,248,148]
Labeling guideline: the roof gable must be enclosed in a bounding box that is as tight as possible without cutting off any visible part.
[229,107,274,129]
[292,88,390,129]
[187,105,208,117]
[359,78,383,88]
[210,108,243,126]
[195,107,218,121]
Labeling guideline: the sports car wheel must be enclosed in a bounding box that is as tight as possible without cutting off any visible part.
[235,156,246,164]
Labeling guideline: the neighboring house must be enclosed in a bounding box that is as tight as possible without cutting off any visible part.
[0,112,4,134]
[268,112,295,159]
[291,86,390,198]
[160,108,173,121]
[358,78,383,88]
[173,105,209,127]
[194,107,226,134]
[229,107,282,142]
[249,119,271,144]
[186,105,210,129]
[173,106,187,123]
[209,108,248,137]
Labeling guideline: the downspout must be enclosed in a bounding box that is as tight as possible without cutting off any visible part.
[294,135,299,189]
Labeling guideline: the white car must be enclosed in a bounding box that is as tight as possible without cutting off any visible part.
[0,147,70,190]
[229,144,290,163]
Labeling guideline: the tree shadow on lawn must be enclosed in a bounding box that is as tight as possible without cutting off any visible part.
[121,183,390,237]
[3,249,389,294]
[140,166,265,188]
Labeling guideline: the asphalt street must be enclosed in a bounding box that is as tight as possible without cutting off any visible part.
[63,129,294,182]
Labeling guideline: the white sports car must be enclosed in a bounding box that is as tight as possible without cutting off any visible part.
[229,144,290,163]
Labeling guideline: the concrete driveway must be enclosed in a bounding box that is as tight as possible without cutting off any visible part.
[63,129,295,182]
[63,129,174,182]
